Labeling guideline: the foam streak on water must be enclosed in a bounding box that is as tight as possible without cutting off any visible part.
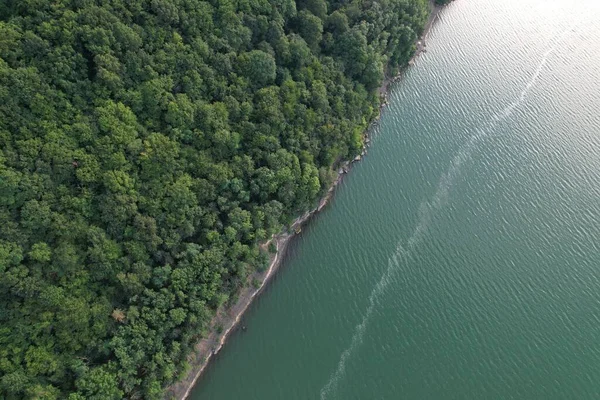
[319,23,576,400]
[319,243,408,400]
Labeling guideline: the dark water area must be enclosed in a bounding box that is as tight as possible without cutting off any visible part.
[191,1,600,398]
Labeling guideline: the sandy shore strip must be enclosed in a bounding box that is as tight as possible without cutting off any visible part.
[163,3,445,399]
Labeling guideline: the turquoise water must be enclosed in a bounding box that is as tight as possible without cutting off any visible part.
[190,1,600,398]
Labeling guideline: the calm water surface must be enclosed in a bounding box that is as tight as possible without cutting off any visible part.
[191,0,600,398]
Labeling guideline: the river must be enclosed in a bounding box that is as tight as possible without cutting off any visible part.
[190,0,600,398]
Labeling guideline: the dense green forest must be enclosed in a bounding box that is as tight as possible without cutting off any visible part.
[0,0,429,398]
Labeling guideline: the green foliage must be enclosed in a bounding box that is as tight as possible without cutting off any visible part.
[0,0,429,398]
[268,241,278,254]
[238,50,277,88]
[297,10,324,51]
[252,278,262,289]
[300,0,329,20]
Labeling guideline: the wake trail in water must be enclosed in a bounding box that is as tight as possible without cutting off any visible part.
[318,242,409,400]
[319,23,577,400]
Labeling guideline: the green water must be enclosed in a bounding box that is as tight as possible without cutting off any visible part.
[190,1,600,398]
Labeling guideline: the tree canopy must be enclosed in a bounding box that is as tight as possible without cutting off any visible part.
[0,0,429,398]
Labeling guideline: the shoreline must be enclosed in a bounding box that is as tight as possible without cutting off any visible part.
[163,3,444,399]
[379,2,442,99]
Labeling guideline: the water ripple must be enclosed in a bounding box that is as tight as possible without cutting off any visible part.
[319,17,581,400]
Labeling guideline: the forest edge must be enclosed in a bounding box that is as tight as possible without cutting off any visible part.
[163,2,448,399]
